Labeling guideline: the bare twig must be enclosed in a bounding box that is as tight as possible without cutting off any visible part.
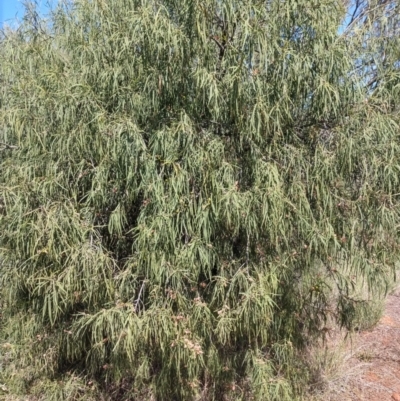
[0,142,18,150]
[134,280,146,313]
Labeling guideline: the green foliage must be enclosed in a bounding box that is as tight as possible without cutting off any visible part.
[0,0,399,400]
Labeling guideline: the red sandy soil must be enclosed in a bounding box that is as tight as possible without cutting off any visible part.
[323,286,400,401]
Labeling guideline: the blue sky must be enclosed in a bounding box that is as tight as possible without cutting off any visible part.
[0,1,53,27]
[0,1,354,31]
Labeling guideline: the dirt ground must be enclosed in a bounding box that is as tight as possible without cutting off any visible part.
[322,286,400,401]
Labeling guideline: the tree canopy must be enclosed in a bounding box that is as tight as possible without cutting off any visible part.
[0,0,399,400]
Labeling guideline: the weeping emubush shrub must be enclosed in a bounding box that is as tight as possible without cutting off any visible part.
[1,0,400,400]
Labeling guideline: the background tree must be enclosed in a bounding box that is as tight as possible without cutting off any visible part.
[0,0,399,400]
